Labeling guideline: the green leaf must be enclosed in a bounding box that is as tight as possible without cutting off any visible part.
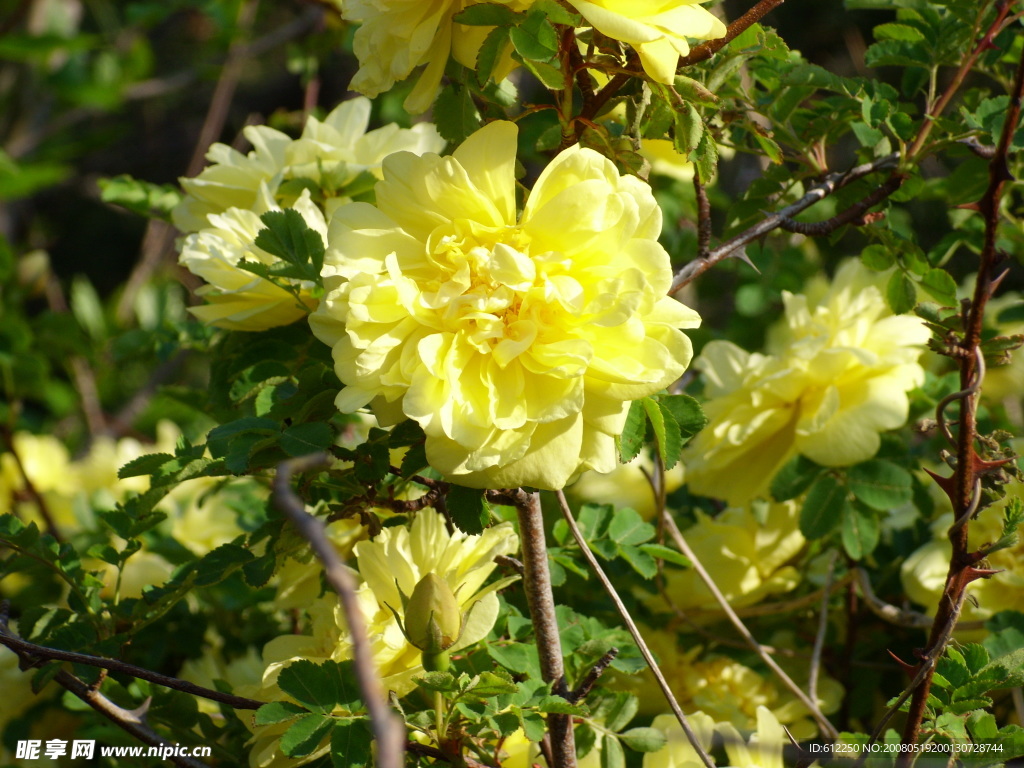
[489,642,542,678]
[117,453,175,480]
[98,174,182,220]
[331,719,373,768]
[692,127,719,184]
[447,485,489,535]
[770,454,822,501]
[674,76,718,106]
[280,422,334,458]
[255,209,325,276]
[607,508,654,547]
[280,713,334,758]
[277,660,359,715]
[886,270,916,314]
[657,394,707,437]
[919,268,957,306]
[519,56,565,89]
[841,503,880,560]
[873,22,925,42]
[800,475,846,539]
[603,692,638,732]
[578,504,612,540]
[618,400,647,463]
[254,701,309,726]
[847,460,913,511]
[620,727,668,753]
[415,671,459,693]
[453,2,520,25]
[475,26,511,85]
[673,103,703,157]
[861,244,896,271]
[434,84,481,144]
[617,544,657,579]
[654,401,684,469]
[601,734,626,768]
[509,10,558,61]
[639,543,690,568]
[529,0,581,26]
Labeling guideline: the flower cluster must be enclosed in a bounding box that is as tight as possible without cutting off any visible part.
[684,261,930,506]
[311,120,700,490]
[175,98,444,331]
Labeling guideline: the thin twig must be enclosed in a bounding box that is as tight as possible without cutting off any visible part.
[661,511,839,739]
[670,153,899,293]
[274,453,405,768]
[677,0,786,67]
[511,489,576,768]
[0,612,209,768]
[0,631,263,710]
[102,350,189,438]
[555,491,715,768]
[808,552,837,705]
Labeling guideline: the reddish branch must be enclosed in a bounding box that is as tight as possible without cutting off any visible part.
[895,39,1024,766]
[677,0,785,67]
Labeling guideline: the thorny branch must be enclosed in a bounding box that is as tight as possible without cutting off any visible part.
[0,629,263,710]
[896,39,1024,763]
[670,153,900,293]
[509,489,576,768]
[555,490,716,768]
[0,606,210,768]
[274,453,406,768]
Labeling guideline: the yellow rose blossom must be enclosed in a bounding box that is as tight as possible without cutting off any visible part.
[247,510,518,768]
[173,97,445,232]
[342,0,529,114]
[684,261,929,506]
[567,0,727,84]
[660,501,804,612]
[311,120,700,490]
[178,188,324,331]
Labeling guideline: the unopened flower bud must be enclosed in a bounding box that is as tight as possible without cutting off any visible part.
[404,573,462,665]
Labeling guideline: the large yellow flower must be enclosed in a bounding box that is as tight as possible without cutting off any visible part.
[684,261,929,506]
[343,0,529,114]
[247,510,518,767]
[567,0,727,84]
[173,97,444,232]
[311,120,700,490]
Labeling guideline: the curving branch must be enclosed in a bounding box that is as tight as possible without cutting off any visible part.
[273,453,406,768]
[669,153,900,293]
